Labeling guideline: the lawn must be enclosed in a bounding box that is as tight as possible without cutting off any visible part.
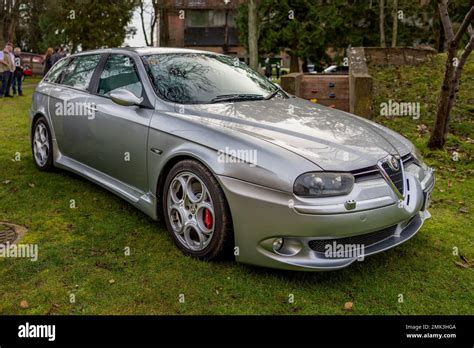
[0,54,472,315]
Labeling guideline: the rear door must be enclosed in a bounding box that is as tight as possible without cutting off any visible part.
[47,54,101,160]
[83,53,154,192]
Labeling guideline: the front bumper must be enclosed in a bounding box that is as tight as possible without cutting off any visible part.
[219,165,434,271]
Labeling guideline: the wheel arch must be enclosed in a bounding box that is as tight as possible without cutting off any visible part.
[30,112,48,141]
[155,153,232,223]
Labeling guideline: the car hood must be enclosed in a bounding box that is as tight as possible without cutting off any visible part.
[181,97,413,171]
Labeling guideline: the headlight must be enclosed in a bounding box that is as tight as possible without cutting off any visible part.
[412,147,429,170]
[294,172,354,197]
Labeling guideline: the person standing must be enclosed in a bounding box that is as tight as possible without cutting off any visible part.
[276,62,281,80]
[50,47,62,66]
[12,47,25,97]
[44,47,54,75]
[0,42,14,98]
[264,57,272,79]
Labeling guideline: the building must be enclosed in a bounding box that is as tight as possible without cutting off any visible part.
[158,0,247,58]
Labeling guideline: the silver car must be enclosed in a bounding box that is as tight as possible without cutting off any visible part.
[30,47,435,271]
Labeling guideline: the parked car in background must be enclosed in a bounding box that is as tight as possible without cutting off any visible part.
[23,64,33,79]
[30,47,435,271]
[323,65,349,74]
[20,52,45,77]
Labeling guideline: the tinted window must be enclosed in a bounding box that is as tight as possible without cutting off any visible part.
[44,58,70,83]
[62,54,101,90]
[97,55,143,98]
[142,53,279,104]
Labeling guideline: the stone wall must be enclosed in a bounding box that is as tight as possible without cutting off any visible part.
[281,47,436,119]
[363,47,436,66]
[348,47,373,118]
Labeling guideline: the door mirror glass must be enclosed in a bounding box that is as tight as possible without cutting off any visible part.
[110,88,144,106]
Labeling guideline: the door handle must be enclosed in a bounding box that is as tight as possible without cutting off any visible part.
[85,105,98,112]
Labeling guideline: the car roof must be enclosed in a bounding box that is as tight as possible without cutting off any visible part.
[70,47,221,58]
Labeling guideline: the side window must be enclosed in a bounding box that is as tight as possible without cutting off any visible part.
[61,54,101,90]
[44,58,70,83]
[97,55,143,98]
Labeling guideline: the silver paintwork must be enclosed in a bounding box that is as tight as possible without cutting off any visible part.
[110,88,144,107]
[29,47,435,271]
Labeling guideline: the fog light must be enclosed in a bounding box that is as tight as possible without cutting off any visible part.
[272,238,284,252]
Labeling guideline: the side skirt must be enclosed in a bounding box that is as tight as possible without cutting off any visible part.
[55,154,158,221]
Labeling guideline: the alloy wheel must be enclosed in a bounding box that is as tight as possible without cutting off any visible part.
[166,171,215,252]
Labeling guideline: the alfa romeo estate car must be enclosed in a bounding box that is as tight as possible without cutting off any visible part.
[30,47,435,271]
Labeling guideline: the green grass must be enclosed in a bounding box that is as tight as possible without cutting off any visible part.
[0,54,473,315]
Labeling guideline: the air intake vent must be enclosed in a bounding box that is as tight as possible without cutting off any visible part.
[308,225,397,254]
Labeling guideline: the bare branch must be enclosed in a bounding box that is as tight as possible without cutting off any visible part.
[453,6,474,44]
[438,0,455,42]
[139,0,150,46]
[454,31,474,82]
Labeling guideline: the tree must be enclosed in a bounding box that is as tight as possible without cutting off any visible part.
[380,0,387,47]
[138,0,162,47]
[13,0,45,52]
[391,0,399,47]
[0,0,23,47]
[37,0,136,52]
[248,0,259,70]
[428,1,474,150]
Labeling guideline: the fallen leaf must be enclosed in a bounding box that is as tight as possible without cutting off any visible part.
[455,261,470,269]
[20,300,29,309]
[344,301,353,310]
[109,279,115,284]
[2,180,11,184]
[28,183,35,188]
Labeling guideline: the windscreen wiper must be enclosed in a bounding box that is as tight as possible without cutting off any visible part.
[264,89,280,100]
[210,94,264,103]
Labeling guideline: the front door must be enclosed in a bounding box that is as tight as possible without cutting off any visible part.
[82,54,153,192]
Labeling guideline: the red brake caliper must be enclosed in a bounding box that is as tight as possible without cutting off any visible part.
[204,208,213,229]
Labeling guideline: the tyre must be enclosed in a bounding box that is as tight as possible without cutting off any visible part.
[163,159,233,260]
[31,117,54,171]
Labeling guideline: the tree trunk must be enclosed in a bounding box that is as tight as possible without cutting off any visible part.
[428,3,474,150]
[160,8,169,47]
[248,0,259,71]
[379,0,386,47]
[391,0,398,47]
[290,53,300,73]
[428,44,456,149]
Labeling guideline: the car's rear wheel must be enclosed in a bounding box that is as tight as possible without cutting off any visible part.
[163,159,233,260]
[32,117,54,171]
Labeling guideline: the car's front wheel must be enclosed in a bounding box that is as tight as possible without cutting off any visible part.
[31,117,54,171]
[163,159,233,260]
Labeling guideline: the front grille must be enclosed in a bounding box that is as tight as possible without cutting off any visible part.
[380,158,404,196]
[352,166,382,182]
[402,154,414,166]
[308,225,397,253]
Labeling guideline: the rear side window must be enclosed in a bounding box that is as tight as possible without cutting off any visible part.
[97,55,143,98]
[61,54,101,90]
[44,58,70,83]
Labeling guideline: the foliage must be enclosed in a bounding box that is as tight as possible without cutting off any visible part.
[236,0,472,67]
[12,0,136,53]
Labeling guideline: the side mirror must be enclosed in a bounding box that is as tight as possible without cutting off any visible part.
[110,88,144,107]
